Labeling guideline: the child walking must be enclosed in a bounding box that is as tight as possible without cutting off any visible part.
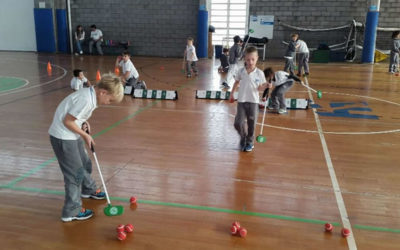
[184,37,198,78]
[70,69,91,91]
[230,46,268,152]
[296,37,310,77]
[49,73,124,222]
[389,31,400,73]
[263,68,301,114]
[222,35,243,88]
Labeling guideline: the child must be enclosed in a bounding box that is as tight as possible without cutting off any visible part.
[389,31,400,73]
[74,25,85,55]
[222,35,243,88]
[296,37,309,77]
[263,68,301,114]
[89,24,103,55]
[283,34,298,75]
[48,73,124,222]
[184,37,198,78]
[115,51,146,89]
[230,46,269,152]
[70,69,91,91]
[218,47,230,73]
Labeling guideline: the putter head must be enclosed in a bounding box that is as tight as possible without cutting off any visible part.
[104,204,124,216]
[317,91,322,99]
[256,135,266,143]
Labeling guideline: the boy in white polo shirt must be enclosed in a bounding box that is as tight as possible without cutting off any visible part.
[115,51,146,89]
[184,37,198,78]
[49,73,124,222]
[70,69,91,91]
[89,24,103,55]
[230,46,269,152]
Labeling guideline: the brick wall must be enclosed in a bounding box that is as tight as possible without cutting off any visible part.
[70,0,198,57]
[69,0,400,58]
[249,0,400,58]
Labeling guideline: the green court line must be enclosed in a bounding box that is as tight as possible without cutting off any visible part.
[2,184,400,234]
[4,77,195,187]
[0,77,27,92]
[353,224,400,233]
[5,157,57,188]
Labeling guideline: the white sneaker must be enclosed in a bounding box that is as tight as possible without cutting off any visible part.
[278,108,287,114]
[80,51,83,55]
[74,53,79,56]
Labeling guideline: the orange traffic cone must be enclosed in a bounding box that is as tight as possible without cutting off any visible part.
[96,70,101,82]
[47,62,52,75]
[114,67,120,76]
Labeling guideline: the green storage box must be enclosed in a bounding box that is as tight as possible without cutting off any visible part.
[312,50,330,63]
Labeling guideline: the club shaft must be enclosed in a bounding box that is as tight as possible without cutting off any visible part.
[260,99,267,134]
[301,82,317,93]
[92,152,111,205]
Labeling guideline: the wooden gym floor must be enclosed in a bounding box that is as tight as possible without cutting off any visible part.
[0,51,399,249]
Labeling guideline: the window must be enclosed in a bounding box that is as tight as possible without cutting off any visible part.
[210,0,249,46]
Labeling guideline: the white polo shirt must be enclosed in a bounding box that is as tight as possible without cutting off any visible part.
[235,67,266,103]
[186,45,198,61]
[90,29,103,41]
[297,40,309,53]
[272,71,290,87]
[70,76,88,91]
[119,59,139,79]
[49,87,97,140]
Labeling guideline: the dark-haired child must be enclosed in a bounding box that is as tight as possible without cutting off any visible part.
[263,67,301,114]
[389,31,400,73]
[71,69,90,91]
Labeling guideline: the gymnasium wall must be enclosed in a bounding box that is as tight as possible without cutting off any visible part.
[249,0,400,58]
[70,0,199,57]
[0,0,37,51]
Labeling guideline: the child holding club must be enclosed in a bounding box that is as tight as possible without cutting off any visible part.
[230,46,269,152]
[48,73,124,222]
[263,68,301,114]
[222,35,243,88]
[283,33,299,75]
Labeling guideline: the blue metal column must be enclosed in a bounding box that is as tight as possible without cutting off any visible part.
[197,9,208,58]
[361,2,380,63]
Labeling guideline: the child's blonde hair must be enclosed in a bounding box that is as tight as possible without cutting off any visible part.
[96,73,124,103]
[245,46,258,56]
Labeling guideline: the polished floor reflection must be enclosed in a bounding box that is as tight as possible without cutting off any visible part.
[1,52,400,249]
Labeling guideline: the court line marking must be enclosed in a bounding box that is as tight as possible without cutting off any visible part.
[0,59,67,97]
[0,76,29,92]
[305,77,357,250]
[3,67,197,187]
[1,184,400,234]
